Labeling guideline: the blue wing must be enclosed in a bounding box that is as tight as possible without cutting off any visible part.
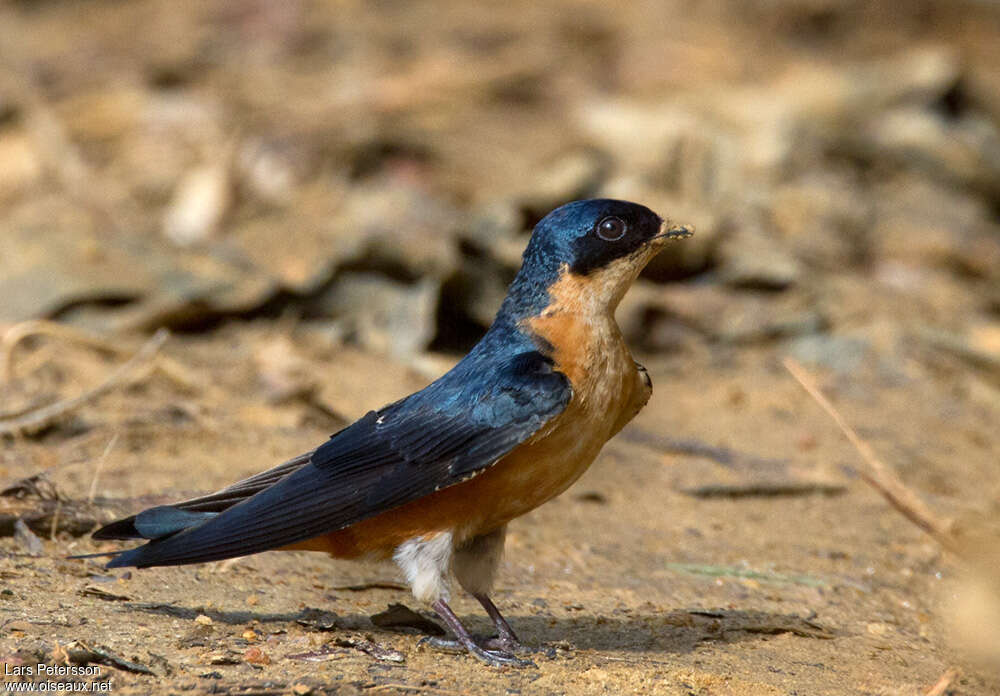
[98,349,570,568]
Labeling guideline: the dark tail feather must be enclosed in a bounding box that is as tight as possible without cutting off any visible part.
[86,506,219,568]
[91,515,140,540]
[91,453,313,541]
[92,506,217,541]
[105,545,155,569]
[67,550,132,560]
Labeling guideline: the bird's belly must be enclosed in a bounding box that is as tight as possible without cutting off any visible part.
[453,408,610,527]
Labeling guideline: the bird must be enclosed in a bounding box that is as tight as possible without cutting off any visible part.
[88,199,693,667]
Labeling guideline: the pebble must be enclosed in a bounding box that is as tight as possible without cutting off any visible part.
[243,647,271,665]
[162,162,232,247]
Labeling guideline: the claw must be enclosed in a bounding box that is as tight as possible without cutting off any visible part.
[470,646,535,668]
[421,636,535,667]
[480,635,534,655]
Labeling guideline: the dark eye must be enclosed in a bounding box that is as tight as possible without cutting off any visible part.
[595,216,627,241]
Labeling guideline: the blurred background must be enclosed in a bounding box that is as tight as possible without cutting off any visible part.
[1,1,999,693]
[1,0,998,349]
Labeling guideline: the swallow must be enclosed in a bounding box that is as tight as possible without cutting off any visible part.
[89,199,692,667]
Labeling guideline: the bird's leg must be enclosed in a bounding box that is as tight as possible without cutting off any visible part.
[451,526,531,653]
[429,599,534,668]
[473,593,525,653]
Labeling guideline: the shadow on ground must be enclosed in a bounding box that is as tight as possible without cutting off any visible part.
[124,601,835,655]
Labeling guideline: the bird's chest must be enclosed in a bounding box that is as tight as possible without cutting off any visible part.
[529,310,638,420]
[447,313,640,537]
[527,312,639,460]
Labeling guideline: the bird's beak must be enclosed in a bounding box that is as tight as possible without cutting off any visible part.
[650,220,694,246]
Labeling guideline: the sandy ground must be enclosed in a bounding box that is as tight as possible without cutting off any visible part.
[2,324,998,694]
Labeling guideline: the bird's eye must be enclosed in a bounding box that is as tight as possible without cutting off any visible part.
[595,216,627,241]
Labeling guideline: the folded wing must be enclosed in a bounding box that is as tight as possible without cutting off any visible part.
[100,350,570,568]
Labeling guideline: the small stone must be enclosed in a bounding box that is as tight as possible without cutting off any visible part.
[206,652,239,665]
[244,647,270,665]
[866,622,891,636]
[13,519,43,557]
[162,162,232,247]
[194,614,213,626]
[0,131,43,199]
[236,136,312,206]
[969,323,1000,357]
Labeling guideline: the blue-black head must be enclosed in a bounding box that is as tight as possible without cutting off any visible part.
[500,199,692,319]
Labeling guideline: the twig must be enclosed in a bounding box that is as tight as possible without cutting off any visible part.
[210,557,245,573]
[620,428,789,470]
[332,581,408,592]
[367,684,463,695]
[923,667,958,696]
[1,320,120,384]
[1,472,62,500]
[782,358,960,556]
[88,433,119,503]
[9,344,58,385]
[49,500,61,541]
[680,482,846,498]
[0,329,169,435]
[1,319,202,396]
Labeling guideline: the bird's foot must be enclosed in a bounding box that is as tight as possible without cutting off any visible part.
[479,634,533,655]
[427,599,535,668]
[420,636,535,668]
[471,593,534,655]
